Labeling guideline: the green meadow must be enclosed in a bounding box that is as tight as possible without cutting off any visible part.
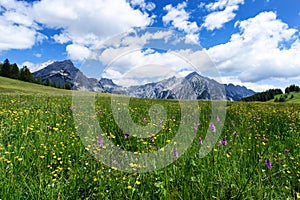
[0,77,299,199]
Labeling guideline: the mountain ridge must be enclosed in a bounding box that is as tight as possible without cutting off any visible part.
[32,60,255,100]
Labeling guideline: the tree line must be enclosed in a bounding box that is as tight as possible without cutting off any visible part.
[241,85,299,102]
[0,58,71,90]
[241,89,283,102]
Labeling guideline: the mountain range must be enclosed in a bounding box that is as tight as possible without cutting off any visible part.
[32,60,255,101]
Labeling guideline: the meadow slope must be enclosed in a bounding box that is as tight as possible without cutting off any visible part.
[0,77,299,199]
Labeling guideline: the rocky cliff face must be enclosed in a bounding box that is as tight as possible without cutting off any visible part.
[33,60,255,100]
[33,60,104,92]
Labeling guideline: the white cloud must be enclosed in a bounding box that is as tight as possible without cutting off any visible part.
[0,0,46,50]
[0,0,154,59]
[207,11,300,83]
[34,53,42,58]
[100,47,203,85]
[31,0,154,47]
[66,44,92,61]
[163,2,200,43]
[21,61,35,70]
[0,17,38,50]
[202,0,244,31]
[130,0,156,11]
[205,0,244,11]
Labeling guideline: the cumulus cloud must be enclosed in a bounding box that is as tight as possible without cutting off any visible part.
[202,0,244,31]
[31,0,154,47]
[207,11,300,83]
[66,44,92,61]
[0,0,46,50]
[163,2,200,43]
[0,0,154,58]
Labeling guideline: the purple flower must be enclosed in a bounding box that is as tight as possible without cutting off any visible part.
[198,137,203,145]
[209,122,216,133]
[173,148,179,158]
[284,149,289,153]
[262,137,267,142]
[97,110,103,115]
[149,136,154,141]
[219,138,227,146]
[265,158,272,169]
[97,135,103,148]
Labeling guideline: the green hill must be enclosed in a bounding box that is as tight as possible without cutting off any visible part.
[0,76,72,96]
[269,91,300,103]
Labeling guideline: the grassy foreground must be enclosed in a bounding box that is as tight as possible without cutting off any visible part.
[0,78,299,199]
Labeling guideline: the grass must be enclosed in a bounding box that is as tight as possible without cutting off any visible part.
[0,76,72,96]
[0,77,299,199]
[269,91,300,103]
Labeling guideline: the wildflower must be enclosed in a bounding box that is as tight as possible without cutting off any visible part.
[97,110,103,115]
[97,135,103,148]
[219,138,227,146]
[232,132,238,137]
[143,117,147,123]
[209,122,216,133]
[127,185,132,189]
[198,137,203,145]
[173,148,179,158]
[284,149,289,153]
[135,181,141,185]
[265,158,272,169]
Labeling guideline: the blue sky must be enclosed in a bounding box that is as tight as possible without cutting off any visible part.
[0,0,300,91]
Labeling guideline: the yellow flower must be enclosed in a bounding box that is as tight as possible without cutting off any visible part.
[127,185,132,189]
[285,186,289,190]
[135,181,141,185]
[40,156,45,159]
[166,140,171,143]
[93,177,98,182]
[18,158,23,162]
[122,176,126,181]
[226,153,231,158]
